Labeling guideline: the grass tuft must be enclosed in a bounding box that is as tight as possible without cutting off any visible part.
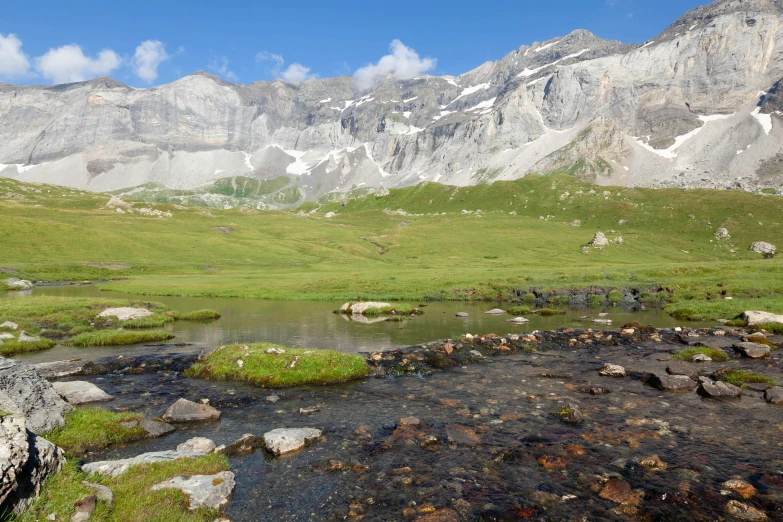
[44,407,146,456]
[0,338,56,356]
[506,306,531,315]
[185,343,370,388]
[65,329,174,347]
[173,309,222,322]
[537,308,566,317]
[122,314,174,329]
[671,347,730,362]
[716,369,777,388]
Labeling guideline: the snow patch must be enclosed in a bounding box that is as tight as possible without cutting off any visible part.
[402,96,418,103]
[535,40,560,53]
[465,97,497,112]
[517,49,589,78]
[447,83,491,106]
[319,98,332,103]
[403,111,412,118]
[751,106,773,135]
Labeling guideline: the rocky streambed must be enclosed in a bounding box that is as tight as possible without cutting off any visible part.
[8,324,783,521]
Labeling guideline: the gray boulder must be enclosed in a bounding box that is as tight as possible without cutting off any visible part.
[216,434,259,457]
[733,342,770,359]
[765,387,783,405]
[742,311,783,326]
[262,428,322,456]
[0,357,71,434]
[484,309,506,315]
[82,437,216,478]
[162,399,221,423]
[647,373,698,392]
[0,415,65,515]
[152,471,235,511]
[749,242,776,256]
[52,381,113,405]
[140,419,175,439]
[666,362,698,381]
[697,380,742,399]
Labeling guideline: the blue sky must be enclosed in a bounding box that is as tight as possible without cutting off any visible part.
[1,0,707,87]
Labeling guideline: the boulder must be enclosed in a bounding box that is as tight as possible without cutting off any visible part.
[4,278,33,291]
[599,363,626,377]
[725,500,768,521]
[697,380,742,399]
[216,434,259,457]
[152,471,235,511]
[742,311,783,326]
[52,381,113,405]
[140,419,175,438]
[484,309,506,315]
[346,302,391,315]
[733,342,770,359]
[647,373,698,392]
[557,403,585,425]
[162,399,221,423]
[17,332,41,343]
[71,495,97,522]
[715,228,731,240]
[0,322,18,330]
[749,242,776,256]
[722,479,758,499]
[82,437,216,477]
[455,312,469,318]
[0,415,65,515]
[96,307,153,321]
[590,232,609,247]
[765,387,783,405]
[506,317,530,324]
[262,428,323,456]
[32,360,87,380]
[0,357,71,434]
[666,362,698,381]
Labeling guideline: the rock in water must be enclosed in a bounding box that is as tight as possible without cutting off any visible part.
[216,434,259,457]
[96,307,154,321]
[484,309,506,315]
[0,415,65,515]
[765,387,783,405]
[262,428,323,456]
[445,424,481,446]
[82,437,216,477]
[152,472,235,510]
[666,362,698,381]
[455,312,469,318]
[599,363,626,377]
[646,373,699,392]
[3,279,33,291]
[0,357,71,434]
[725,500,768,521]
[140,419,176,439]
[698,380,742,398]
[590,232,609,247]
[507,317,530,323]
[733,342,770,359]
[749,242,776,256]
[52,381,113,405]
[162,398,221,423]
[346,302,391,316]
[742,311,783,326]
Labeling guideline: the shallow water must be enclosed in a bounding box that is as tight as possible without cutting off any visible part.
[7,285,711,364]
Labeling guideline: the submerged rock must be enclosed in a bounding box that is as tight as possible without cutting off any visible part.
[162,398,221,423]
[445,424,481,446]
[484,309,506,315]
[152,471,235,510]
[52,381,113,405]
[725,499,768,521]
[455,312,469,318]
[0,357,71,434]
[262,428,323,456]
[722,479,758,499]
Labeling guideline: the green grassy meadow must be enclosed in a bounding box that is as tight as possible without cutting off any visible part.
[1,175,782,321]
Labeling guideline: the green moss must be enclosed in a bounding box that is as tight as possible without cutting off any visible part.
[174,309,222,322]
[65,329,174,347]
[671,347,730,362]
[0,338,56,356]
[506,306,531,315]
[717,369,777,388]
[607,290,624,304]
[537,308,566,317]
[44,407,146,456]
[588,295,606,305]
[548,295,571,305]
[185,343,370,388]
[750,323,783,335]
[521,293,538,302]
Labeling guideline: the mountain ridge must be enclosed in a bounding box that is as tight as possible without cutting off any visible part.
[0,0,781,208]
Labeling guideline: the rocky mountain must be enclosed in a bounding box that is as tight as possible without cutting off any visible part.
[1,0,782,207]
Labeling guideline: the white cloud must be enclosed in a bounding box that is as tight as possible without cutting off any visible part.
[0,34,31,80]
[133,40,169,83]
[208,56,238,82]
[256,51,284,70]
[256,51,315,83]
[354,40,436,89]
[35,44,121,84]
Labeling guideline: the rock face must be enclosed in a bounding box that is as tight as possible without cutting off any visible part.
[52,381,113,405]
[96,307,153,321]
[151,471,235,511]
[0,357,71,434]
[733,342,771,359]
[162,398,221,423]
[0,415,65,515]
[742,310,783,326]
[262,428,323,456]
[750,242,776,256]
[3,1,783,202]
[82,437,216,477]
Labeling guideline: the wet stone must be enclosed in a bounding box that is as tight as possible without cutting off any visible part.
[765,387,783,405]
[647,373,698,392]
[722,479,758,499]
[599,363,626,377]
[733,342,770,359]
[141,419,175,439]
[262,428,323,456]
[445,424,480,446]
[599,479,640,505]
[725,500,768,521]
[162,398,221,423]
[698,380,742,399]
[666,362,698,381]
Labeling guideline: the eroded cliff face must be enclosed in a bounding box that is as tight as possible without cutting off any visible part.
[1,0,782,206]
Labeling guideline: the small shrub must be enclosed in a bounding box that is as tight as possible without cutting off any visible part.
[750,323,783,335]
[588,295,606,305]
[521,293,537,302]
[671,347,730,362]
[123,314,174,329]
[726,319,748,327]
[65,329,174,347]
[68,325,95,335]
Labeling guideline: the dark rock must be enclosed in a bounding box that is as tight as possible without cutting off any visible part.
[698,380,742,398]
[140,419,175,438]
[581,387,610,395]
[216,434,259,457]
[666,362,699,380]
[161,399,221,423]
[646,373,699,392]
[733,342,770,359]
[71,495,97,522]
[765,387,783,405]
[445,424,480,446]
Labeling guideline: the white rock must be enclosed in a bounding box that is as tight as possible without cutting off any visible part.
[17,332,40,343]
[348,302,391,315]
[742,310,783,326]
[4,279,33,291]
[599,363,627,377]
[152,472,235,511]
[506,317,530,324]
[324,212,336,218]
[750,242,776,255]
[0,322,18,330]
[0,333,15,340]
[52,381,113,405]
[96,308,154,321]
[590,232,609,247]
[265,347,286,354]
[262,428,323,456]
[484,309,506,315]
[82,437,216,477]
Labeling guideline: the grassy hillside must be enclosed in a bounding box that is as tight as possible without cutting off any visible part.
[1,176,782,319]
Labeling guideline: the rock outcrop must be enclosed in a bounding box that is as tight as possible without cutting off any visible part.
[0,357,71,434]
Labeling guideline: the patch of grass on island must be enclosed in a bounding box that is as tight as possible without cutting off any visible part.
[173,309,222,322]
[15,454,229,522]
[44,407,146,456]
[355,305,419,317]
[537,308,566,317]
[671,347,730,362]
[122,315,175,329]
[65,329,174,347]
[185,343,370,388]
[506,306,531,315]
[0,338,56,356]
[717,369,777,388]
